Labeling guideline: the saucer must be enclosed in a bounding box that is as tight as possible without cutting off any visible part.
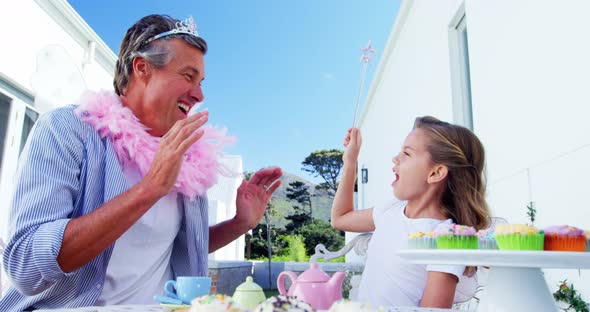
[160,303,191,310]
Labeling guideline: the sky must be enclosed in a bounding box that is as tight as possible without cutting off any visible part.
[67,0,401,183]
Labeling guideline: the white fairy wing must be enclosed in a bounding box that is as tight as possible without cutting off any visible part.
[31,44,87,113]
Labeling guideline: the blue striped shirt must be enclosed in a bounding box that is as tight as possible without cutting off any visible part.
[0,106,209,311]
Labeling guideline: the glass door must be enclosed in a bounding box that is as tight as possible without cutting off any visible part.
[19,108,39,154]
[0,87,38,241]
[0,94,11,175]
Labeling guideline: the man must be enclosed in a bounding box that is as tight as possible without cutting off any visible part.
[0,14,282,310]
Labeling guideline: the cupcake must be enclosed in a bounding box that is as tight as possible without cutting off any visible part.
[189,294,241,312]
[407,231,436,249]
[254,295,314,312]
[494,224,544,251]
[434,224,478,249]
[586,231,590,252]
[328,299,379,312]
[543,225,586,252]
[477,227,498,250]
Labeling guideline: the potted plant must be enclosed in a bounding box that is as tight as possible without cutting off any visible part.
[554,280,589,312]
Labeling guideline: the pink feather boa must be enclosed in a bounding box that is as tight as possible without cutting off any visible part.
[75,90,236,200]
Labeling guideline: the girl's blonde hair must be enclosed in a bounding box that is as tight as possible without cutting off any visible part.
[414,116,490,230]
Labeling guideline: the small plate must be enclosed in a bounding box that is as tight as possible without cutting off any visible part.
[160,303,191,310]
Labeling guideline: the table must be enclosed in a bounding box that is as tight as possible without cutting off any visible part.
[34,306,163,312]
[34,305,458,312]
[397,249,590,312]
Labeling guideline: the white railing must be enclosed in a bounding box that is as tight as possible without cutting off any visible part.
[311,232,373,263]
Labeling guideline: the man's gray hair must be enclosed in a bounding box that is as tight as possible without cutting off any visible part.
[114,14,208,96]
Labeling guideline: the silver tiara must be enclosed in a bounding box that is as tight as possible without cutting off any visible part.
[144,16,200,45]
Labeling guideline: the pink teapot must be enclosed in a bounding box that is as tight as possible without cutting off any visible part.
[277,262,345,310]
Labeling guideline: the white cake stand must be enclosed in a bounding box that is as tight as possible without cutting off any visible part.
[397,250,590,312]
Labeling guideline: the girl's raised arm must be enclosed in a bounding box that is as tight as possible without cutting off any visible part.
[330,128,375,232]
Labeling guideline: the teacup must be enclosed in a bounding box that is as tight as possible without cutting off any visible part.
[164,276,211,304]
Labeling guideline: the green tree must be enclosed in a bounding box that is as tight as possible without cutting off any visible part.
[298,219,345,257]
[286,180,313,219]
[284,206,312,234]
[249,222,286,259]
[302,149,344,196]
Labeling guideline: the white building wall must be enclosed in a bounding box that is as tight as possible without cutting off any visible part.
[466,0,590,295]
[356,0,590,296]
[467,0,590,226]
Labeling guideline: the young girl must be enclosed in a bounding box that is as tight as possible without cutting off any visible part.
[331,116,490,308]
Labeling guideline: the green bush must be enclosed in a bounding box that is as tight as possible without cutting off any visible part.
[316,256,345,263]
[254,254,345,263]
[284,235,307,262]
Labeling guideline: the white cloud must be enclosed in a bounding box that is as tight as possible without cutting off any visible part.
[322,72,334,80]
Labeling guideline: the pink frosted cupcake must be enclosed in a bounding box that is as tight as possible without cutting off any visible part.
[544,225,586,252]
[434,224,478,249]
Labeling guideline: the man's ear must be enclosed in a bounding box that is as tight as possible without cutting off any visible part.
[132,57,151,82]
[428,164,448,184]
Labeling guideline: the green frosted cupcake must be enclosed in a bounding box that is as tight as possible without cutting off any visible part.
[494,224,544,251]
[434,224,478,249]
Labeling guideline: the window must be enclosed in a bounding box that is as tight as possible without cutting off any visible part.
[0,77,37,240]
[449,5,474,130]
[20,108,39,154]
[0,94,11,172]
